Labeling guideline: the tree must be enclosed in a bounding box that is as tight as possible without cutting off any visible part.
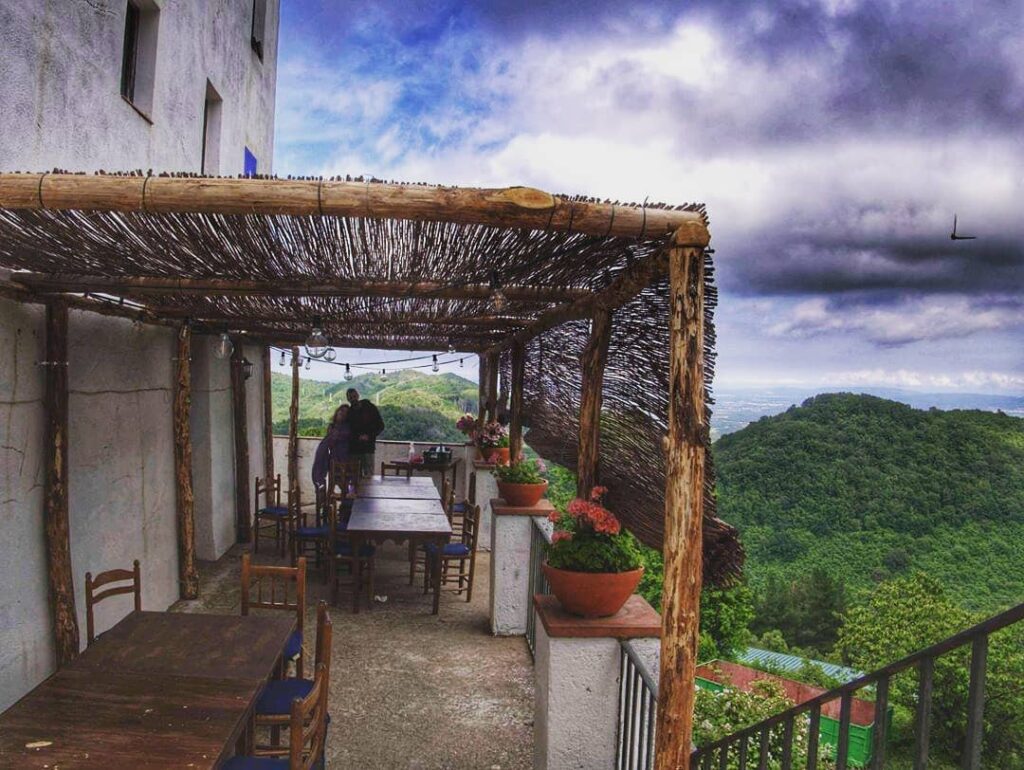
[752,567,846,653]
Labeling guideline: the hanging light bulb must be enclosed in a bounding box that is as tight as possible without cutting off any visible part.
[459,358,464,368]
[432,354,439,373]
[278,349,286,367]
[323,347,337,362]
[305,357,312,370]
[447,339,456,354]
[344,363,353,382]
[213,332,233,360]
[305,315,328,359]
[380,368,388,382]
[489,270,506,312]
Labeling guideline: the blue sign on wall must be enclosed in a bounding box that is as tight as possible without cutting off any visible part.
[244,147,258,177]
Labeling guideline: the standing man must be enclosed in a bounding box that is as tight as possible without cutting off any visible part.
[347,388,385,477]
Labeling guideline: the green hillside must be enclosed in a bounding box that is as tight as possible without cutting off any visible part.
[270,369,478,443]
[714,393,1024,614]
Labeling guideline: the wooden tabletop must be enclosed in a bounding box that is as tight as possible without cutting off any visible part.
[346,510,453,536]
[362,475,436,487]
[350,497,446,516]
[76,611,295,680]
[356,484,441,500]
[0,611,295,769]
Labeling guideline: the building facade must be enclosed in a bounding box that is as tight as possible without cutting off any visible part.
[0,0,280,710]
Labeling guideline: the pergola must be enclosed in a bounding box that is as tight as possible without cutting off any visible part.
[0,171,742,769]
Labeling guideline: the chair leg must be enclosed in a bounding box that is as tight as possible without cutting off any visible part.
[254,516,261,554]
[408,541,416,585]
[467,551,477,602]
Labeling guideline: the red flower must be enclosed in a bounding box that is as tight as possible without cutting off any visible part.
[551,530,573,543]
[590,485,608,502]
[547,510,561,523]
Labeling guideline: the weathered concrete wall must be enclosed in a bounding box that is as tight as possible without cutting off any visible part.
[0,0,280,174]
[243,344,267,518]
[190,335,235,561]
[0,301,183,711]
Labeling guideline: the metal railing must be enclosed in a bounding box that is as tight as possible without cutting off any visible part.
[525,516,552,658]
[618,639,660,770]
[692,600,1024,770]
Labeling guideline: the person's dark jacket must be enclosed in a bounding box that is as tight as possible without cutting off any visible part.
[349,399,385,454]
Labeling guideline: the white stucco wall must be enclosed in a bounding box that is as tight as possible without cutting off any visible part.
[0,0,279,174]
[0,301,188,711]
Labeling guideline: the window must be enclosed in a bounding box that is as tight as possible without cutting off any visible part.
[119,1,159,117]
[201,82,222,175]
[251,0,267,61]
[244,148,258,178]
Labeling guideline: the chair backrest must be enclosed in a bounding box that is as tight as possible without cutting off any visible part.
[441,478,453,517]
[329,458,360,493]
[312,600,333,675]
[85,560,141,645]
[461,504,482,551]
[380,461,412,478]
[288,661,331,770]
[255,474,282,510]
[468,471,477,504]
[240,554,306,643]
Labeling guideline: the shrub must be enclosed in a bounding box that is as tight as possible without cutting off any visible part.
[545,487,644,573]
[494,457,547,484]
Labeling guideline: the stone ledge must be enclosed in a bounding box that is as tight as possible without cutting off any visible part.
[473,459,497,470]
[534,594,661,639]
[491,498,556,517]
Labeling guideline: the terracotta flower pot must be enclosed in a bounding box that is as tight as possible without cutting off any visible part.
[479,446,510,465]
[497,479,549,507]
[541,562,644,618]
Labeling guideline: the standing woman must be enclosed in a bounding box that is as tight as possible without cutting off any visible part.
[312,404,351,503]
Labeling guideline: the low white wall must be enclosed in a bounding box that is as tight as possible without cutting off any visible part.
[0,301,206,711]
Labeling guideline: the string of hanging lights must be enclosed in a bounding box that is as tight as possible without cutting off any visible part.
[270,346,468,379]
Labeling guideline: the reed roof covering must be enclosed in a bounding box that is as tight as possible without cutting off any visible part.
[0,171,740,584]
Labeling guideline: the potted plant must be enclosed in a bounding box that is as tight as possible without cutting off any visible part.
[476,421,510,464]
[455,413,477,441]
[542,486,644,618]
[494,457,549,507]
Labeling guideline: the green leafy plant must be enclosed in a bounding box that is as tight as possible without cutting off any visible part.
[545,487,644,573]
[494,457,547,484]
[476,420,508,448]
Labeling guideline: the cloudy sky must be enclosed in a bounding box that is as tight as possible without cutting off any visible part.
[272,0,1023,393]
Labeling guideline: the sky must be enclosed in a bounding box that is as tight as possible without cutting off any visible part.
[272,0,1023,393]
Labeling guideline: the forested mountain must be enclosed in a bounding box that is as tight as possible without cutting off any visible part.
[714,393,1024,614]
[270,370,477,442]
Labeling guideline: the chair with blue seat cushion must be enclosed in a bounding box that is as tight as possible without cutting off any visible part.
[291,486,331,572]
[255,475,292,557]
[408,478,459,585]
[424,503,480,603]
[241,554,307,678]
[327,499,375,608]
[257,601,331,723]
[230,659,331,770]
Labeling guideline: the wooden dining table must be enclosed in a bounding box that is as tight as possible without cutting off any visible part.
[0,611,295,768]
[345,478,453,615]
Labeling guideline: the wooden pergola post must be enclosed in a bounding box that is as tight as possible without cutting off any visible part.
[261,345,274,484]
[287,347,300,514]
[476,353,488,427]
[576,309,612,497]
[173,326,199,599]
[508,341,526,461]
[485,351,499,423]
[42,299,80,666]
[654,233,707,770]
[230,340,251,543]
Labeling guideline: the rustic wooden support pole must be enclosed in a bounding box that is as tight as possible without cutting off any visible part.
[42,299,80,666]
[262,346,275,485]
[576,309,613,497]
[230,340,252,543]
[173,325,200,599]
[0,173,710,242]
[508,342,526,462]
[476,353,488,427]
[485,351,499,423]
[287,347,301,514]
[654,233,707,770]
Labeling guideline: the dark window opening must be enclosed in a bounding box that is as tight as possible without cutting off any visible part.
[201,82,223,175]
[120,2,140,101]
[251,0,267,61]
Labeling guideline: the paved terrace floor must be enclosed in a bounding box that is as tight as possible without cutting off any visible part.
[172,543,535,769]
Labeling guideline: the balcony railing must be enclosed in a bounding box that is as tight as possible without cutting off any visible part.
[526,515,552,657]
[692,600,1024,770]
[618,638,660,770]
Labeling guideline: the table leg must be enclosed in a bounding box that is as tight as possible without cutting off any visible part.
[352,534,363,615]
[431,536,442,615]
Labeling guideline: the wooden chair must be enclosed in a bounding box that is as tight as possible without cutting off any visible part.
[328,497,375,608]
[224,662,331,770]
[329,458,361,498]
[424,503,481,602]
[291,486,330,570]
[254,475,291,557]
[85,559,141,645]
[409,479,467,585]
[380,460,412,478]
[241,554,307,677]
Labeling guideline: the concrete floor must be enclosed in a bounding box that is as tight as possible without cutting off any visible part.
[172,543,535,770]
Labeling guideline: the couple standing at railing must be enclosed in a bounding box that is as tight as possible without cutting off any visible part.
[311,387,386,495]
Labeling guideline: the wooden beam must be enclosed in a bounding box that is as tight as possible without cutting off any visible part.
[13,272,588,304]
[287,347,301,519]
[154,308,532,328]
[261,346,275,484]
[172,326,199,599]
[485,351,499,423]
[0,173,710,243]
[576,309,613,497]
[476,354,488,427]
[486,252,668,355]
[42,299,80,666]
[230,339,252,544]
[654,233,707,770]
[236,332,489,354]
[0,278,177,328]
[508,341,526,462]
